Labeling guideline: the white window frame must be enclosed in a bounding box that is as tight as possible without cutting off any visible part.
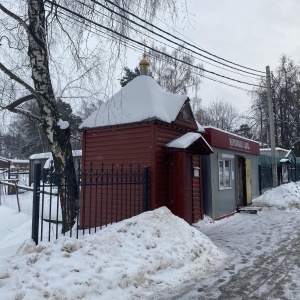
[218,158,233,190]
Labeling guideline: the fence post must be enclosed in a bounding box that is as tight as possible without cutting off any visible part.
[32,163,41,245]
[143,167,148,212]
[258,164,262,195]
[277,165,281,186]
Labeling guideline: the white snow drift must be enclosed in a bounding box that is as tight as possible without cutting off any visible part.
[0,206,224,300]
[253,181,300,210]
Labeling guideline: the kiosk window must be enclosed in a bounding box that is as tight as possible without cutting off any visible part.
[219,159,232,189]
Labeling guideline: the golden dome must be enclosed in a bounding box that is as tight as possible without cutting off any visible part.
[139,58,149,67]
[139,40,150,75]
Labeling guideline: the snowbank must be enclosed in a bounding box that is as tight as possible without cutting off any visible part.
[253,181,300,210]
[0,207,225,300]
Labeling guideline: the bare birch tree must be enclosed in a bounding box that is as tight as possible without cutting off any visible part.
[0,0,186,231]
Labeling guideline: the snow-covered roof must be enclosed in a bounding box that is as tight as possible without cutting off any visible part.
[30,150,82,161]
[285,149,292,158]
[196,121,205,133]
[29,152,52,160]
[280,158,290,163]
[165,132,213,152]
[72,150,82,157]
[0,156,10,162]
[79,75,189,129]
[10,159,29,164]
[260,147,289,153]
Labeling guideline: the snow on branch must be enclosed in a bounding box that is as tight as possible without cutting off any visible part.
[57,119,69,130]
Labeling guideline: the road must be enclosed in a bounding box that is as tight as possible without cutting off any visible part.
[149,209,300,300]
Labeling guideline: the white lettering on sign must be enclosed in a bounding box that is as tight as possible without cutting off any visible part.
[228,137,250,151]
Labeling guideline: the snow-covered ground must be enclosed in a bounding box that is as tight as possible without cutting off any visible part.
[1,182,300,299]
[0,192,224,300]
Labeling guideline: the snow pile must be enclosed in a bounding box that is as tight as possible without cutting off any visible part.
[253,181,300,210]
[0,207,225,300]
[0,206,32,252]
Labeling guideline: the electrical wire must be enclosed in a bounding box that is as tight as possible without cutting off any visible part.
[45,0,266,88]
[98,0,265,75]
[46,6,255,93]
[71,0,263,81]
[85,0,263,77]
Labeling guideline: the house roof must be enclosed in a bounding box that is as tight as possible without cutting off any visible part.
[79,75,189,129]
[165,132,213,154]
[29,150,82,160]
[165,133,210,149]
[260,147,289,153]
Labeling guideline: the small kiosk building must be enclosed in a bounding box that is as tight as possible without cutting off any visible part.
[202,126,260,220]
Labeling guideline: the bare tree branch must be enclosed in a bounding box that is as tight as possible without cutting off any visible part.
[2,106,41,122]
[0,61,39,98]
[0,3,30,34]
[5,94,35,110]
[60,65,101,97]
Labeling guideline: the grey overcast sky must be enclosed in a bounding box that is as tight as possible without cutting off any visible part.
[123,0,300,114]
[183,0,300,113]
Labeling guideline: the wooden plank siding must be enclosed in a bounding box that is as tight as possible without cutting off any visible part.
[80,177,144,228]
[192,155,203,222]
[82,124,153,168]
[154,122,204,223]
[154,123,190,209]
[80,123,154,228]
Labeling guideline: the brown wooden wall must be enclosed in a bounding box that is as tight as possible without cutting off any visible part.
[153,122,191,209]
[0,159,10,169]
[192,155,203,222]
[81,123,155,227]
[166,152,186,220]
[153,121,204,223]
[81,118,204,227]
[82,123,154,168]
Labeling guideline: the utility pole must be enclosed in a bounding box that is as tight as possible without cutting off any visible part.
[266,66,278,187]
[259,106,263,147]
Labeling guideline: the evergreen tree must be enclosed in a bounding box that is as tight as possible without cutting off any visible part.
[234,124,252,139]
[120,67,140,87]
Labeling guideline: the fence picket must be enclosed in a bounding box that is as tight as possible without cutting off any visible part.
[33,163,148,244]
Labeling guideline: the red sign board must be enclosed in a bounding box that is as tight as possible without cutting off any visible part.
[203,127,260,155]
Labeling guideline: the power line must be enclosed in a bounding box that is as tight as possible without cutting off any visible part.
[70,0,261,81]
[99,0,265,75]
[45,0,266,88]
[48,5,256,93]
[57,10,254,93]
[88,0,263,77]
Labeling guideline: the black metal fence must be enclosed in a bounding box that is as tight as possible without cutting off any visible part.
[258,161,300,194]
[32,162,149,244]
